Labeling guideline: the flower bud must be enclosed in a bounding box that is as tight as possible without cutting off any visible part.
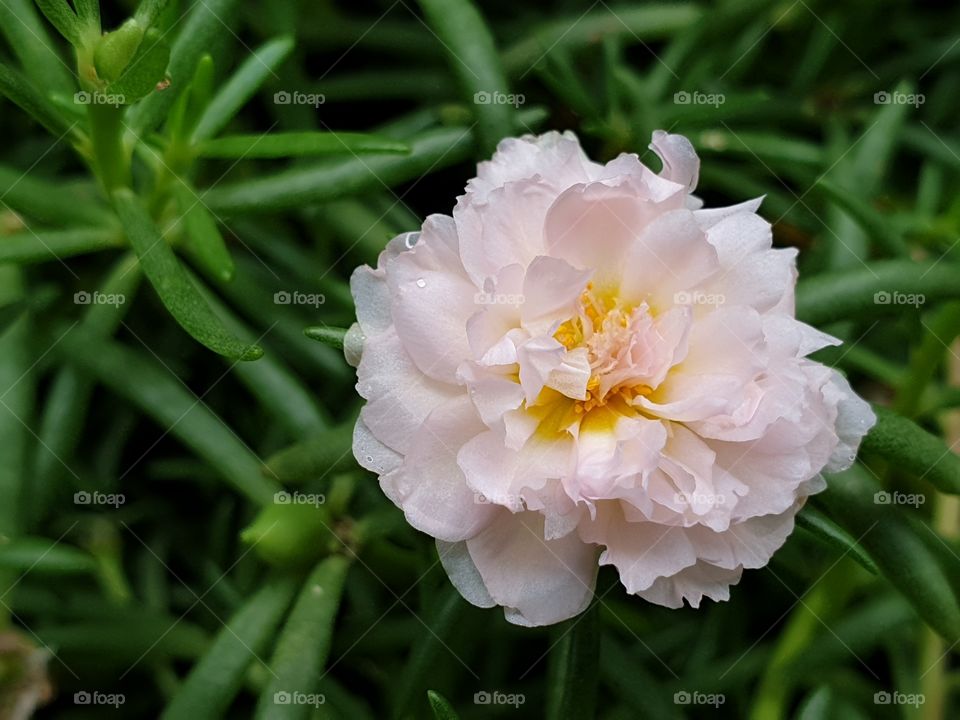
[93,19,144,84]
[241,498,333,568]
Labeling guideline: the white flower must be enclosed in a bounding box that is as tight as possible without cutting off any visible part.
[350,130,875,626]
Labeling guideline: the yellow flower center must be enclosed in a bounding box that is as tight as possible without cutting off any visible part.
[554,283,653,415]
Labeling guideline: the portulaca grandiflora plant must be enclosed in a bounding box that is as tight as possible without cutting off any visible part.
[2,0,960,717]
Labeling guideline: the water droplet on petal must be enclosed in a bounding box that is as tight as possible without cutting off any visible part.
[416,278,426,288]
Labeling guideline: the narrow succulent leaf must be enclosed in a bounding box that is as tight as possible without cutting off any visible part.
[427,691,461,720]
[264,422,356,484]
[0,227,122,264]
[195,132,409,159]
[860,406,960,495]
[795,260,960,327]
[173,180,235,282]
[0,62,76,138]
[547,601,599,720]
[55,325,281,504]
[192,35,295,142]
[254,557,351,720]
[128,0,241,134]
[821,466,960,642]
[0,537,97,574]
[0,0,73,93]
[795,506,877,574]
[34,0,82,46]
[161,575,299,720]
[113,189,261,360]
[417,0,515,155]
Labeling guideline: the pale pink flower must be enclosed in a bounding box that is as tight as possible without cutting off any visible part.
[349,130,875,626]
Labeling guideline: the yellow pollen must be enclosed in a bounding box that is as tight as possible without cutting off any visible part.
[552,283,652,416]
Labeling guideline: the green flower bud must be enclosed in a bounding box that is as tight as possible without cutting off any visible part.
[93,19,144,84]
[241,495,334,568]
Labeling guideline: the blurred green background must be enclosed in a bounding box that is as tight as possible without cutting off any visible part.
[1,0,960,718]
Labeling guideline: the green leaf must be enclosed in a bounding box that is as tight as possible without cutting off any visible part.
[0,61,76,138]
[34,0,82,46]
[253,556,351,720]
[55,324,281,504]
[160,575,299,720]
[74,0,99,31]
[427,691,461,720]
[204,124,474,213]
[207,256,350,381]
[30,254,140,525]
[795,260,960,327]
[820,465,960,642]
[0,300,27,337]
[417,0,515,155]
[38,615,209,663]
[0,269,31,626]
[194,280,329,436]
[0,227,122,264]
[304,326,346,350]
[173,180,234,282]
[192,35,295,142]
[106,27,171,104]
[860,406,960,494]
[134,0,170,29]
[128,0,241,134]
[795,506,878,574]
[814,179,909,256]
[547,601,599,720]
[166,54,214,142]
[264,422,356,484]
[113,188,262,360]
[0,0,73,94]
[196,131,410,159]
[696,129,824,167]
[0,168,112,226]
[393,585,465,717]
[0,537,97,574]
[502,3,701,75]
[0,272,29,538]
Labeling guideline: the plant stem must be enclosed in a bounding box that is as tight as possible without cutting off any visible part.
[88,101,130,191]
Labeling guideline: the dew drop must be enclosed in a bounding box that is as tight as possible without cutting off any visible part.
[416,278,426,288]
